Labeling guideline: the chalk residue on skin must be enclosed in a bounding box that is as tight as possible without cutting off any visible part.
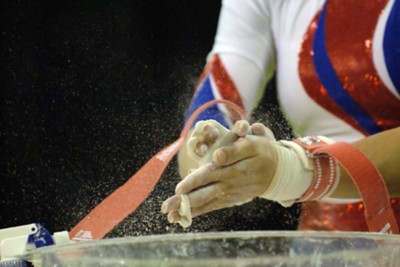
[178,194,192,228]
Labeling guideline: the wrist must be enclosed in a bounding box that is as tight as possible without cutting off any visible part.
[259,136,340,207]
[259,142,313,207]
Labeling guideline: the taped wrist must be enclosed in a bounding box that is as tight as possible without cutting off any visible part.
[259,136,340,207]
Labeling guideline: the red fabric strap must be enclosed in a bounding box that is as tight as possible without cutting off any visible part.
[318,142,399,234]
[294,137,338,202]
[69,99,247,241]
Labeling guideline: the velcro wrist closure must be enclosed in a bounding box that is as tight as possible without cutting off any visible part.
[259,136,340,207]
[294,136,340,202]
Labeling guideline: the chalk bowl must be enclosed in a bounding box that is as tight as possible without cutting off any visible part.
[27,231,400,267]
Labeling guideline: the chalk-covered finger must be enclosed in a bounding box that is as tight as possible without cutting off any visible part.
[175,163,217,195]
[232,120,251,137]
[250,123,275,141]
[187,120,232,163]
[212,137,257,166]
[161,194,182,214]
[186,182,225,208]
[167,210,181,223]
[202,123,220,142]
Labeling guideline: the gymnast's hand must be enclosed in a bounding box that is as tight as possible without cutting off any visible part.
[161,120,278,224]
[185,119,275,165]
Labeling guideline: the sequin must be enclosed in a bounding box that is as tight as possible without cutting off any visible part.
[298,11,367,135]
[186,55,244,127]
[299,199,400,232]
[209,55,245,122]
[299,0,400,134]
[298,0,400,232]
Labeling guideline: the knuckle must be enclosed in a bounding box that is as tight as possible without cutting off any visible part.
[203,124,219,141]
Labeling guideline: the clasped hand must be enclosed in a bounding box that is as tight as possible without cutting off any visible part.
[161,120,278,224]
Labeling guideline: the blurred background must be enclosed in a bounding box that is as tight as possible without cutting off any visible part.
[1,0,299,238]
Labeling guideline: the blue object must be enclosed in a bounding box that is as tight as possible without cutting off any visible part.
[27,223,55,249]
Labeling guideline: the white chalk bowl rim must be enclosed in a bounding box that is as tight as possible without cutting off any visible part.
[26,231,400,266]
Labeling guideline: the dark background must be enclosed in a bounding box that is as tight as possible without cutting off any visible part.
[1,0,299,238]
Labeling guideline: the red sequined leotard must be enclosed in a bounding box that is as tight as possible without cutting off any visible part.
[185,0,400,231]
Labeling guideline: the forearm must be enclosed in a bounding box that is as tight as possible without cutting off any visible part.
[330,127,400,199]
